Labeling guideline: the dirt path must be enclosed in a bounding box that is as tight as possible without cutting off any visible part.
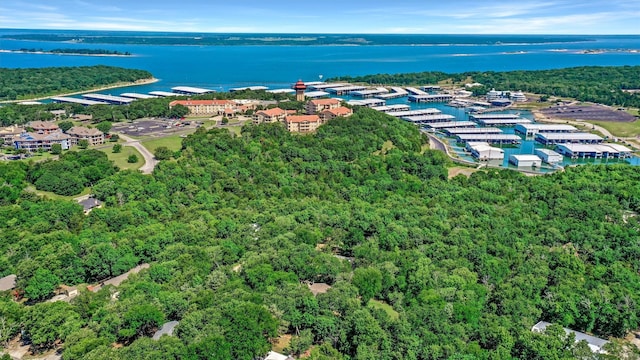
[118,134,157,174]
[0,78,158,104]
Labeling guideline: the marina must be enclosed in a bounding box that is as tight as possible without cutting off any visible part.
[82,93,136,105]
[149,91,185,97]
[535,132,603,145]
[376,87,409,99]
[171,86,215,95]
[408,94,454,103]
[443,127,504,135]
[402,114,456,124]
[476,118,533,126]
[120,92,158,99]
[371,104,410,112]
[303,91,330,98]
[456,134,522,144]
[351,88,389,98]
[514,123,578,136]
[425,121,477,130]
[327,85,368,95]
[384,109,442,117]
[50,96,108,106]
[229,86,269,92]
[346,98,386,107]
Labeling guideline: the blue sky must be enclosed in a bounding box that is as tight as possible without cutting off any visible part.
[1,0,639,34]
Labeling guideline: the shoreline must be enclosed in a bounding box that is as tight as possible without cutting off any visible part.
[0,49,135,57]
[1,78,159,104]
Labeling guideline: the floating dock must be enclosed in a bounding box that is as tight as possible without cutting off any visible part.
[555,144,633,159]
[303,91,330,98]
[456,134,522,144]
[514,124,578,136]
[535,149,564,163]
[351,88,389,98]
[402,114,456,124]
[535,132,603,145]
[50,96,109,106]
[371,104,410,112]
[347,99,386,108]
[308,83,346,90]
[229,86,269,92]
[443,127,503,135]
[469,113,520,121]
[421,85,441,92]
[303,81,325,86]
[149,91,185,97]
[18,101,43,105]
[408,94,454,103]
[477,118,533,127]
[425,121,477,130]
[405,87,428,95]
[384,109,441,118]
[266,89,296,94]
[376,87,408,99]
[82,93,135,105]
[327,85,368,95]
[120,93,158,99]
[171,86,215,95]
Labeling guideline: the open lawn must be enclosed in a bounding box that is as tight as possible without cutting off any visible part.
[101,146,143,171]
[11,151,56,163]
[142,135,184,153]
[591,120,640,138]
[225,125,243,136]
[368,299,399,320]
[25,185,91,201]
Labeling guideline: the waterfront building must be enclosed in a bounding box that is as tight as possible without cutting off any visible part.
[252,107,287,125]
[346,99,386,108]
[510,92,527,102]
[408,94,453,103]
[466,142,505,160]
[456,134,521,144]
[285,115,322,133]
[171,86,215,95]
[469,113,520,121]
[425,121,477,130]
[486,89,505,101]
[444,127,503,135]
[555,144,633,159]
[306,98,341,114]
[82,93,135,105]
[402,114,456,124]
[515,124,577,136]
[509,154,542,167]
[477,118,532,127]
[28,121,59,134]
[67,126,105,146]
[0,126,24,144]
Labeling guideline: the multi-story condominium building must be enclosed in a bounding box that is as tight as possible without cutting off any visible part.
[67,126,105,146]
[169,100,237,116]
[319,106,353,122]
[29,121,59,134]
[306,98,341,114]
[14,131,71,152]
[285,115,322,133]
[253,107,287,125]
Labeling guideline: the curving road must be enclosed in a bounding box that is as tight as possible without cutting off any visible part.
[118,133,158,174]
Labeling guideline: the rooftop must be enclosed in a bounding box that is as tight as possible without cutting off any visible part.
[310,98,341,105]
[67,126,103,137]
[0,274,16,291]
[287,115,321,123]
[257,107,287,117]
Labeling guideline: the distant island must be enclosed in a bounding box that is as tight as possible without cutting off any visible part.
[0,48,132,56]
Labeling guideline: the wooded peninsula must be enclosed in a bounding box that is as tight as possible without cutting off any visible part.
[2,48,132,56]
[0,66,153,101]
[1,106,640,359]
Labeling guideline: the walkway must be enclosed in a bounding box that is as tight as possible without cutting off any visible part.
[118,133,157,174]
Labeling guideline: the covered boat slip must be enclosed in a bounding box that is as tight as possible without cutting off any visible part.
[384,109,441,118]
[535,132,603,145]
[469,113,520,121]
[424,121,477,130]
[456,134,521,144]
[515,123,578,136]
[443,127,503,135]
[476,118,533,126]
[401,114,456,124]
[556,143,633,159]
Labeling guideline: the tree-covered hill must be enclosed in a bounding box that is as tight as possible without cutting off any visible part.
[331,66,640,108]
[0,65,153,101]
[1,109,640,359]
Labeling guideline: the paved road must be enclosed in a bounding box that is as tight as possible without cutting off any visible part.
[118,133,158,174]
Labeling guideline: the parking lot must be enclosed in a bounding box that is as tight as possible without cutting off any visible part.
[540,105,637,122]
[112,118,202,137]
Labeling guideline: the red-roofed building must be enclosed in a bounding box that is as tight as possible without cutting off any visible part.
[285,115,322,133]
[253,107,287,125]
[29,121,59,135]
[319,106,353,121]
[169,99,236,116]
[306,98,341,114]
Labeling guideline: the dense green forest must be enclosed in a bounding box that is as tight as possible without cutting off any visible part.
[331,66,640,108]
[11,48,132,56]
[1,109,640,359]
[0,66,153,101]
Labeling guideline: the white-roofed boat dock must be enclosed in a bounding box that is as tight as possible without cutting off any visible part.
[51,96,108,106]
[121,93,158,99]
[229,86,269,92]
[351,88,389,98]
[469,113,521,121]
[327,85,368,95]
[371,104,410,112]
[303,91,330,98]
[408,94,454,103]
[266,89,296,94]
[535,132,603,145]
[443,127,503,135]
[347,99,386,108]
[171,86,215,95]
[376,87,408,99]
[555,143,633,159]
[405,87,428,95]
[149,91,185,97]
[456,134,522,144]
[82,93,135,105]
[308,83,346,90]
[425,121,477,130]
[402,114,456,124]
[477,118,533,127]
[384,109,441,118]
[515,123,578,136]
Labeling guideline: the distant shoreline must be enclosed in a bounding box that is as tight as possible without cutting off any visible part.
[0,49,135,57]
[1,78,159,104]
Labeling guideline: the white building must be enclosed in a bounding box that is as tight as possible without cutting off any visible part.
[535,148,564,163]
[509,154,542,167]
[510,92,527,102]
[532,321,609,354]
[486,89,505,101]
[466,142,505,160]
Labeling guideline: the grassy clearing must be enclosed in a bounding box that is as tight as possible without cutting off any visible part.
[141,135,184,153]
[591,120,640,138]
[26,185,91,201]
[448,166,480,179]
[100,146,143,170]
[368,299,399,320]
[11,151,56,163]
[226,126,243,136]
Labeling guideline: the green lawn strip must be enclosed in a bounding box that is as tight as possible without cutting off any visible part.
[591,120,640,138]
[368,299,399,320]
[100,146,143,170]
[25,185,91,201]
[141,135,184,153]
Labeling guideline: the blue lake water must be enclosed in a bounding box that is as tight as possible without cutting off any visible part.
[1,30,639,169]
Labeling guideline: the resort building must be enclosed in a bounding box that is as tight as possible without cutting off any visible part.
[169,99,237,116]
[532,321,609,354]
[253,107,287,125]
[285,115,322,133]
[306,98,341,114]
[486,89,505,101]
[509,154,542,167]
[28,121,59,134]
[466,142,505,160]
[0,126,24,145]
[14,131,71,152]
[319,106,353,121]
[510,92,527,102]
[67,126,105,146]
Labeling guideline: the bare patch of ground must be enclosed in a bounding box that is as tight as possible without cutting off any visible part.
[448,167,478,179]
[540,105,636,122]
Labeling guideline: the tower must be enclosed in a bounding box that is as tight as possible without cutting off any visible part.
[293,80,306,102]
